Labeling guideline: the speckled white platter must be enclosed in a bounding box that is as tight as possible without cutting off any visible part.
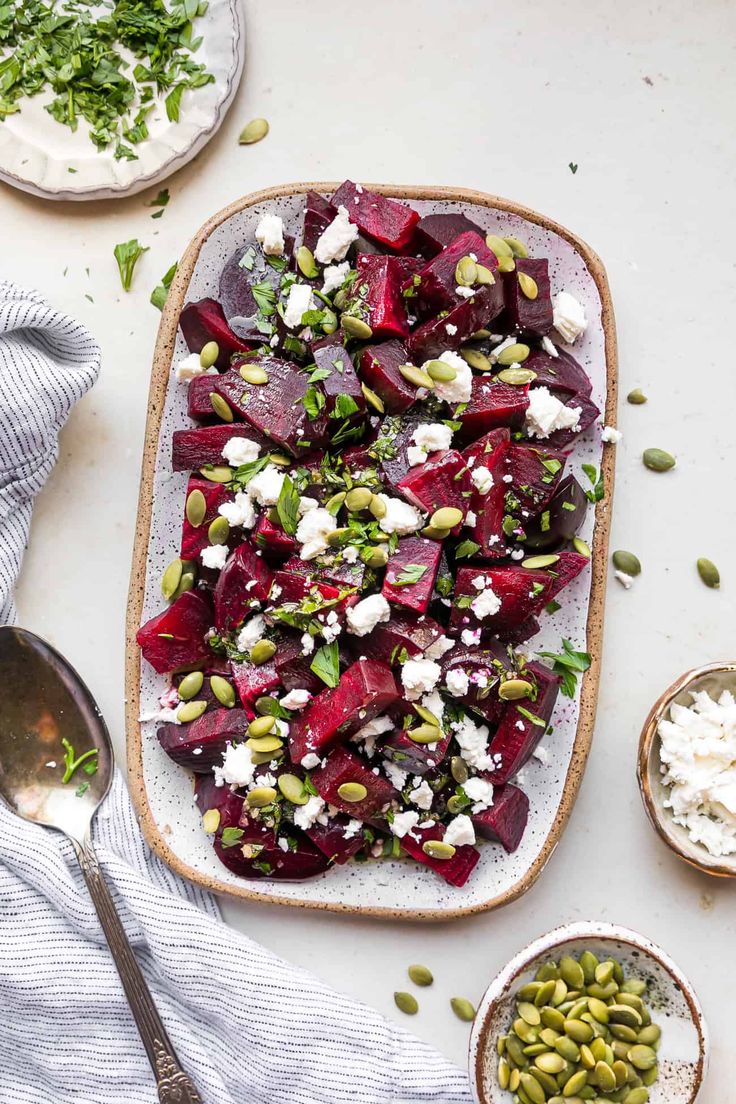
[126,183,618,918]
[469,922,709,1103]
[0,0,245,201]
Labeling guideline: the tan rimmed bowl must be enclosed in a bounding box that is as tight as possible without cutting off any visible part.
[469,921,709,1103]
[638,662,736,879]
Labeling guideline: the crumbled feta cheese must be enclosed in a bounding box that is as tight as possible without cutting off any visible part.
[384,759,409,790]
[461,628,481,646]
[218,491,256,530]
[533,745,550,765]
[247,464,285,506]
[321,616,342,644]
[221,436,261,467]
[354,715,394,742]
[525,386,582,439]
[300,752,321,770]
[283,282,316,329]
[301,632,315,655]
[452,714,493,770]
[376,494,424,535]
[455,286,475,300]
[293,795,326,830]
[446,668,470,698]
[298,496,319,516]
[407,445,428,468]
[601,425,622,444]
[214,742,257,787]
[139,706,180,725]
[443,814,476,847]
[200,544,228,570]
[423,351,472,404]
[412,421,453,455]
[541,335,559,358]
[424,634,455,660]
[471,574,487,590]
[409,779,434,810]
[236,614,267,652]
[471,465,494,494]
[615,570,634,589]
[321,261,351,295]
[314,205,359,264]
[421,689,446,725]
[342,544,360,563]
[255,213,285,256]
[553,291,587,344]
[465,511,477,527]
[281,689,312,711]
[296,507,335,559]
[346,593,391,637]
[471,586,502,619]
[390,809,420,839]
[463,776,495,812]
[174,353,217,382]
[401,658,441,700]
[343,818,363,839]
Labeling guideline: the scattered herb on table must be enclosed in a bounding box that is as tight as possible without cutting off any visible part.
[147,188,170,218]
[537,638,591,698]
[114,238,148,291]
[568,162,578,174]
[61,738,99,784]
[151,260,178,310]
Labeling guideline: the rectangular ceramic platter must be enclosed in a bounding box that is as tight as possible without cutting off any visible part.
[127,184,617,919]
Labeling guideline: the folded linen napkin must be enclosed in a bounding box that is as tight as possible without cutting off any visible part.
[0,281,473,1104]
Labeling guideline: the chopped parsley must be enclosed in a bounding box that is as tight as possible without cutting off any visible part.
[276,474,300,537]
[150,260,178,310]
[393,563,428,587]
[581,464,604,504]
[455,539,481,560]
[114,239,148,292]
[310,641,340,688]
[220,827,245,849]
[61,738,99,785]
[537,638,592,698]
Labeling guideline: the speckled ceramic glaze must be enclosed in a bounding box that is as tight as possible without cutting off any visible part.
[126,183,618,918]
[469,922,708,1103]
[639,662,736,878]
[0,0,245,201]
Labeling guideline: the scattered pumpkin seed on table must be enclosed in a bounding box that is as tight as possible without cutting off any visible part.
[450,997,476,1022]
[697,558,720,588]
[612,550,641,576]
[239,118,270,145]
[627,388,647,405]
[394,991,418,1015]
[642,448,676,472]
[408,964,434,987]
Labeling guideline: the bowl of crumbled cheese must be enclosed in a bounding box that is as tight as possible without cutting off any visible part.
[638,662,736,877]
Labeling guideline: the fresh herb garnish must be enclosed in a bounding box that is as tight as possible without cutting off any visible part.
[310,641,340,688]
[545,599,562,614]
[569,162,578,174]
[114,239,148,292]
[581,464,604,504]
[537,638,592,698]
[330,395,359,421]
[302,385,326,420]
[150,260,178,310]
[251,280,277,316]
[516,705,547,728]
[61,738,99,785]
[147,188,170,213]
[276,474,300,536]
[239,247,256,271]
[220,827,245,849]
[229,455,271,491]
[394,563,428,587]
[455,539,480,560]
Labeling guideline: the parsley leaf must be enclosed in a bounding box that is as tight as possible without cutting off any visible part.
[251,280,277,316]
[239,247,256,271]
[330,394,359,421]
[537,638,591,698]
[229,455,271,491]
[516,705,547,728]
[302,385,325,420]
[147,188,169,210]
[114,239,148,292]
[276,474,300,537]
[582,464,604,504]
[61,738,99,785]
[220,827,245,849]
[394,563,428,587]
[310,641,340,688]
[150,260,178,310]
[455,539,481,560]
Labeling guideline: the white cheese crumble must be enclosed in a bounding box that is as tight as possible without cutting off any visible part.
[409,779,434,810]
[376,494,424,536]
[281,689,312,711]
[412,422,453,455]
[463,776,495,812]
[295,507,336,560]
[424,634,455,661]
[445,323,458,335]
[443,814,476,847]
[283,282,316,329]
[615,570,634,589]
[221,436,261,466]
[300,752,321,769]
[384,758,409,791]
[322,261,351,295]
[601,425,622,444]
[174,353,218,382]
[541,335,559,358]
[553,291,587,344]
[247,464,285,506]
[525,386,582,439]
[423,351,472,404]
[214,742,257,787]
[255,213,286,256]
[200,544,229,570]
[455,286,475,300]
[314,205,359,264]
[471,586,502,620]
[354,715,394,742]
[471,465,494,494]
[461,628,481,646]
[421,689,446,725]
[294,795,326,830]
[342,544,360,564]
[218,492,256,530]
[390,809,420,839]
[446,668,470,698]
[236,615,267,652]
[346,593,391,637]
[452,714,493,770]
[301,632,315,655]
[401,658,441,700]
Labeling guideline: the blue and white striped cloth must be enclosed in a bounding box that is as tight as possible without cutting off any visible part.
[0,281,472,1104]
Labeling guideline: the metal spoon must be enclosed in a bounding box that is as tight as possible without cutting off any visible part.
[0,626,201,1103]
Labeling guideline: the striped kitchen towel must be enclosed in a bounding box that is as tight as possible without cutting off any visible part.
[0,281,472,1104]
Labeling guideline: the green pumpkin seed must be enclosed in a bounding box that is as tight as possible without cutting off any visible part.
[498,1056,510,1089]
[171,562,196,601]
[201,808,220,834]
[623,1090,649,1104]
[518,272,539,300]
[609,1024,638,1043]
[239,363,269,385]
[533,980,557,1007]
[578,952,598,984]
[450,996,476,1022]
[208,515,230,545]
[519,1073,545,1104]
[394,991,418,1015]
[177,700,207,723]
[594,1061,616,1092]
[248,716,276,737]
[551,979,569,1006]
[522,553,560,569]
[627,389,647,405]
[472,328,492,340]
[612,550,641,577]
[250,639,276,665]
[345,487,373,512]
[595,961,615,985]
[414,703,441,726]
[255,697,280,715]
[518,1002,542,1026]
[430,506,463,529]
[199,465,233,483]
[579,1043,595,1070]
[210,675,236,708]
[450,755,469,784]
[247,734,283,754]
[697,557,720,588]
[210,392,234,423]
[621,978,647,996]
[455,256,478,286]
[498,254,516,273]
[269,452,292,467]
[485,234,514,258]
[199,341,220,369]
[186,489,207,528]
[420,524,451,541]
[446,795,466,814]
[497,366,537,385]
[528,1067,558,1094]
[408,964,433,987]
[572,537,591,559]
[536,962,559,982]
[475,263,496,286]
[363,545,389,568]
[642,447,675,472]
[496,342,531,365]
[461,348,493,372]
[587,998,609,1024]
[238,117,269,144]
[560,957,586,990]
[247,786,278,808]
[628,1046,656,1071]
[608,1005,641,1030]
[541,1007,566,1031]
[250,749,284,766]
[177,671,204,701]
[422,840,456,860]
[325,491,346,514]
[504,236,529,258]
[505,1034,527,1066]
[342,315,373,340]
[535,1052,566,1075]
[296,245,319,278]
[321,307,338,334]
[161,558,184,600]
[564,1020,594,1044]
[499,679,534,701]
[368,494,387,519]
[612,1059,629,1087]
[326,527,351,548]
[399,363,435,390]
[408,723,442,744]
[539,1027,559,1047]
[641,1064,658,1087]
[513,1016,537,1042]
[555,1036,580,1063]
[361,382,384,413]
[637,1025,660,1047]
[337,782,368,803]
[425,359,458,382]
[562,1069,588,1096]
[276,773,308,805]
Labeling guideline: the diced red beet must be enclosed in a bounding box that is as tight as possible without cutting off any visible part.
[506,443,567,514]
[461,427,510,467]
[485,662,560,783]
[289,659,399,763]
[253,514,297,560]
[310,335,365,415]
[472,783,530,852]
[399,824,480,887]
[194,774,245,828]
[219,806,329,880]
[215,356,329,455]
[411,231,500,316]
[382,535,442,615]
[331,181,420,251]
[213,541,273,632]
[497,615,541,648]
[303,191,337,252]
[311,745,396,818]
[398,450,471,532]
[279,555,366,594]
[383,727,452,775]
[524,475,588,550]
[462,431,510,559]
[450,565,552,635]
[304,816,365,864]
[187,374,221,422]
[504,259,554,337]
[458,377,529,443]
[344,255,409,339]
[157,707,251,771]
[407,285,505,361]
[544,550,590,602]
[413,212,487,258]
[351,610,445,664]
[136,591,212,675]
[439,646,507,727]
[270,569,340,606]
[543,393,601,450]
[358,340,416,413]
[273,635,324,695]
[172,425,266,471]
[525,348,593,397]
[230,654,280,705]
[180,476,233,560]
[179,299,254,369]
[218,239,295,325]
[371,410,426,490]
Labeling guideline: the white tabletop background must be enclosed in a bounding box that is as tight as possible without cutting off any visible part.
[2,0,734,1097]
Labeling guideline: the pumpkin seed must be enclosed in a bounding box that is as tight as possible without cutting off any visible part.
[518,272,539,300]
[430,506,463,529]
[499,679,534,701]
[505,1034,527,1066]
[337,782,368,803]
[485,234,514,258]
[621,978,647,996]
[455,256,478,286]
[628,1046,656,1071]
[641,1065,658,1087]
[446,795,466,814]
[579,1043,595,1069]
[326,527,351,548]
[248,716,276,738]
[519,1073,545,1104]
[250,749,284,766]
[247,786,277,808]
[562,1069,588,1096]
[399,363,435,390]
[161,558,184,600]
[637,1025,660,1047]
[254,697,279,715]
[363,545,389,568]
[210,392,234,423]
[697,557,720,588]
[239,363,269,385]
[210,675,236,708]
[322,308,338,334]
[238,117,269,144]
[609,1024,638,1043]
[498,1056,510,1089]
[186,489,207,528]
[171,562,196,601]
[199,465,233,483]
[612,1059,629,1087]
[564,1020,594,1044]
[408,964,433,987]
[587,997,609,1024]
[623,1090,649,1104]
[178,671,204,701]
[296,245,319,278]
[461,348,493,372]
[497,254,516,273]
[201,808,220,834]
[475,263,496,286]
[247,734,283,754]
[361,382,384,413]
[611,550,641,576]
[560,957,586,989]
[642,448,675,472]
[517,1002,541,1027]
[422,840,456,860]
[394,991,418,1015]
[497,366,537,385]
[608,1005,641,1030]
[522,553,560,569]
[250,639,276,665]
[595,961,615,985]
[535,1052,566,1075]
[414,703,441,726]
[369,494,387,519]
[496,342,531,365]
[450,755,468,784]
[177,700,207,723]
[326,491,347,513]
[199,341,220,369]
[555,1036,580,1063]
[504,236,529,258]
[594,1061,616,1092]
[541,1007,566,1031]
[539,1026,559,1046]
[425,359,458,382]
[342,315,373,340]
[579,951,598,984]
[450,996,476,1022]
[627,389,647,405]
[345,487,373,512]
[208,515,230,545]
[472,329,492,340]
[275,774,306,805]
[408,723,442,744]
[572,537,591,559]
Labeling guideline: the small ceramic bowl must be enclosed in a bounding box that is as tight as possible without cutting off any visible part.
[638,662,736,878]
[469,921,708,1104]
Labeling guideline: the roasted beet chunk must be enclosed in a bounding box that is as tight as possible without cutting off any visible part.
[350,610,446,664]
[253,513,297,560]
[524,475,588,550]
[414,212,487,258]
[458,377,529,443]
[215,356,328,455]
[472,783,529,852]
[218,238,295,329]
[407,285,504,361]
[398,450,471,529]
[542,393,601,450]
[195,773,245,828]
[310,335,365,417]
[358,340,416,413]
[504,259,554,337]
[312,746,396,818]
[289,659,399,763]
[230,654,280,706]
[172,425,263,472]
[331,181,420,251]
[383,727,452,775]
[343,255,409,339]
[187,374,221,423]
[157,707,251,771]
[411,231,500,316]
[213,541,273,632]
[180,476,233,560]
[137,591,212,674]
[462,430,510,559]
[486,662,560,782]
[304,816,365,864]
[525,347,593,397]
[399,824,480,887]
[303,191,337,252]
[179,299,254,369]
[450,566,552,635]
[382,535,442,615]
[543,550,590,603]
[505,444,567,514]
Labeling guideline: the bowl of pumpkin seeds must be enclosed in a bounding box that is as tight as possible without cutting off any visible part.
[468,922,708,1104]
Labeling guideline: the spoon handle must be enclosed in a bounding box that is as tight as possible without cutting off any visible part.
[75,837,202,1103]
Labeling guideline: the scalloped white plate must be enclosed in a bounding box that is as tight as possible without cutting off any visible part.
[0,0,245,201]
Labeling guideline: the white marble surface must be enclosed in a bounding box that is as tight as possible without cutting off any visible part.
[3,0,734,1097]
